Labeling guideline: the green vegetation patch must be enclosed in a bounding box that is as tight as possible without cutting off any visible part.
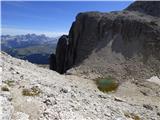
[4,80,15,87]
[124,112,141,120]
[95,76,119,93]
[1,86,10,91]
[22,86,41,96]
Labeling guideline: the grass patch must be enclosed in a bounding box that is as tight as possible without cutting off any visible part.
[95,76,119,93]
[4,80,15,87]
[22,86,41,96]
[1,86,9,91]
[124,112,141,120]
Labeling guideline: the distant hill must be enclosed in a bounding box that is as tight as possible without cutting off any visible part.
[1,34,58,64]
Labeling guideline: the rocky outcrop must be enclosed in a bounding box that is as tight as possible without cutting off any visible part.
[50,1,160,79]
[49,35,69,73]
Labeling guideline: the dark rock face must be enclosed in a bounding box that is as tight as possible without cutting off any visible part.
[49,54,56,70]
[69,12,160,67]
[126,1,160,17]
[50,1,160,78]
[56,35,69,74]
[53,35,69,74]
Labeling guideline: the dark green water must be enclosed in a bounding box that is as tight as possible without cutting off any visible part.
[96,78,119,92]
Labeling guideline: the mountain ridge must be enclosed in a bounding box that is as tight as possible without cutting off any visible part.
[50,1,160,81]
[126,1,160,17]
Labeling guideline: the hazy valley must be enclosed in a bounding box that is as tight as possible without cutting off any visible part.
[1,34,58,64]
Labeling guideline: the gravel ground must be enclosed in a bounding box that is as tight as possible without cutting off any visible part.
[0,52,160,120]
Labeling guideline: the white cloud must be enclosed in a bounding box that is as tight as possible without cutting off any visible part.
[1,27,68,37]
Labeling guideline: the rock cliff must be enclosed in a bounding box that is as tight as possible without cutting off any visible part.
[50,1,160,80]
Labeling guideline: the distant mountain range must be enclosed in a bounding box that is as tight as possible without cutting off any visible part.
[1,34,58,64]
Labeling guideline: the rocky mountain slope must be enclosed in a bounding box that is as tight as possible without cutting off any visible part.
[50,1,160,81]
[1,52,160,120]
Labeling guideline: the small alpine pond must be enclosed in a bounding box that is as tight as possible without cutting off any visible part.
[96,77,119,92]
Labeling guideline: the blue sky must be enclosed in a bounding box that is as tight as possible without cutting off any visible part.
[2,1,133,37]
